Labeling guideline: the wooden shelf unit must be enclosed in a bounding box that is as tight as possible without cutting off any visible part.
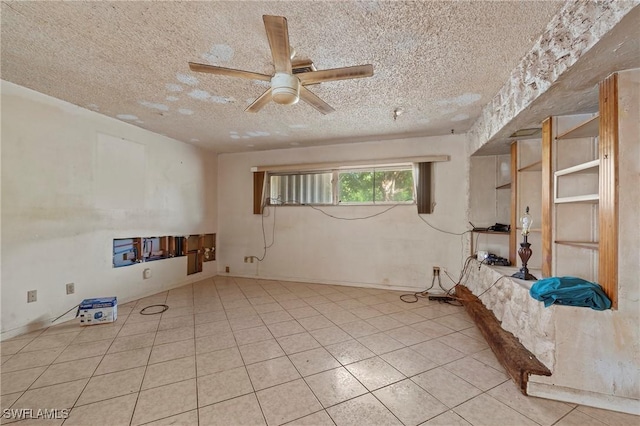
[468,153,512,262]
[554,194,599,204]
[555,159,599,176]
[554,240,599,250]
[472,230,510,235]
[554,158,599,204]
[515,228,542,233]
[512,139,543,270]
[517,160,542,172]
[471,230,510,260]
[556,114,599,140]
[540,76,621,307]
[545,112,600,283]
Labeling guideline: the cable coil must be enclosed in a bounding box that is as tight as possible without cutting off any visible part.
[140,304,169,315]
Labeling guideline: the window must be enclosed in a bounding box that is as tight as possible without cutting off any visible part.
[270,172,333,205]
[268,166,415,205]
[339,167,414,204]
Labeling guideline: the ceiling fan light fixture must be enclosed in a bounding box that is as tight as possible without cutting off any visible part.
[188,15,373,113]
[271,73,300,105]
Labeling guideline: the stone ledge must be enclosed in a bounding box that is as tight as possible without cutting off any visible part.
[465,260,556,370]
[456,284,551,395]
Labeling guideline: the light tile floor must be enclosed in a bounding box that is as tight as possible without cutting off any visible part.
[1,277,638,426]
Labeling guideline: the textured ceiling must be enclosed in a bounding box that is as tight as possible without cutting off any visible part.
[1,1,563,152]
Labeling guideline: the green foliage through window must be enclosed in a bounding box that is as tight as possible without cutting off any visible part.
[339,168,414,203]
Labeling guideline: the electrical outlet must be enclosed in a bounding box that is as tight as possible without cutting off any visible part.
[225,266,230,273]
[27,290,37,303]
[66,283,75,294]
[433,266,440,276]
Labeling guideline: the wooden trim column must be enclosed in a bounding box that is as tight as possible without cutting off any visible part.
[509,142,518,265]
[541,118,553,278]
[599,73,619,309]
[253,171,266,214]
[416,162,433,214]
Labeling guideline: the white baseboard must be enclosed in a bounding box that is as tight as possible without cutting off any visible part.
[0,270,217,341]
[222,272,430,294]
[528,381,640,415]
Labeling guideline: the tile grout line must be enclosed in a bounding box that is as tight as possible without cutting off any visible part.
[126,289,167,426]
[5,277,527,426]
[60,309,136,425]
[191,285,200,426]
[6,309,133,420]
[233,278,272,426]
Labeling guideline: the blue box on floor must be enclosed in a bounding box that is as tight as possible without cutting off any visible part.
[78,297,117,325]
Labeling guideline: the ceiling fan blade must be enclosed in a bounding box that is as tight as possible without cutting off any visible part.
[263,15,292,74]
[188,62,271,81]
[297,64,373,85]
[299,86,335,115]
[245,88,273,113]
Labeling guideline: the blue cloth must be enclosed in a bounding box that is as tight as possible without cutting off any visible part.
[529,276,611,310]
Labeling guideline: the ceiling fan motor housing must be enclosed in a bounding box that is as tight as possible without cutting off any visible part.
[271,73,300,105]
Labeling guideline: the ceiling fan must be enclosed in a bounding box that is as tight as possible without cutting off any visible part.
[188,15,374,114]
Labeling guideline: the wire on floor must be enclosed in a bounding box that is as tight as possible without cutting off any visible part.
[436,255,477,306]
[400,266,450,303]
[51,304,80,323]
[140,304,169,315]
[440,255,509,303]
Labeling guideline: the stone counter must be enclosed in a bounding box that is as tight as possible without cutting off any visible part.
[465,260,556,370]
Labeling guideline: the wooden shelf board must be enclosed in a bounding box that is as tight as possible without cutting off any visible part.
[554,194,599,204]
[555,159,599,177]
[515,228,542,232]
[556,114,599,140]
[555,240,599,250]
[496,183,511,190]
[472,230,510,235]
[518,160,542,172]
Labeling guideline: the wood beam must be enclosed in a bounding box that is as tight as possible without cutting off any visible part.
[456,285,551,394]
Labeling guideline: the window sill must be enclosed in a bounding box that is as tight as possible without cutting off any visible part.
[269,202,416,207]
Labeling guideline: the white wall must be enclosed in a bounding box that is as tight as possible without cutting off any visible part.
[0,81,218,338]
[217,135,469,292]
